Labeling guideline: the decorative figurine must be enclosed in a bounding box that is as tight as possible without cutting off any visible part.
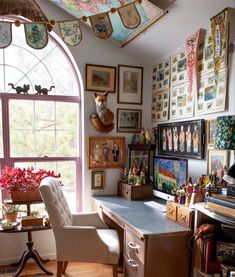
[35,85,55,95]
[145,129,151,144]
[90,91,114,133]
[8,83,30,94]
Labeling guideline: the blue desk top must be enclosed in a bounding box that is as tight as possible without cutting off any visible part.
[94,196,191,236]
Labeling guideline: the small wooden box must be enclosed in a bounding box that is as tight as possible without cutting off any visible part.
[21,216,43,227]
[177,205,194,229]
[118,182,153,200]
[166,201,178,221]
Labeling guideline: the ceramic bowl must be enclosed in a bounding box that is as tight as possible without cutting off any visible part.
[0,220,18,230]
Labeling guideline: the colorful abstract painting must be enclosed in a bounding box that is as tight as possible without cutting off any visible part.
[50,0,164,46]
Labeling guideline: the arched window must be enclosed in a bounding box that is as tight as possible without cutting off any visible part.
[0,19,82,212]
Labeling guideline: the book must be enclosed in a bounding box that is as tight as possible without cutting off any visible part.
[205,202,235,219]
[206,196,235,210]
[211,194,235,204]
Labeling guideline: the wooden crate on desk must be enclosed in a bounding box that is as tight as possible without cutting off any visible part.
[118,181,153,200]
[177,205,195,229]
[166,201,178,221]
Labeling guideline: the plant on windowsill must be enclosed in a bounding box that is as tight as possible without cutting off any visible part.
[0,166,62,203]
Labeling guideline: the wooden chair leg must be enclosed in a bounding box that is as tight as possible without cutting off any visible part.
[57,261,63,277]
[112,264,118,277]
[62,261,68,274]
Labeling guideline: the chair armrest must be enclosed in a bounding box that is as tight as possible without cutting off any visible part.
[72,212,108,229]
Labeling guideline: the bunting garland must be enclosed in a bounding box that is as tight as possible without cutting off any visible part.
[90,13,113,39]
[0,22,12,48]
[210,8,228,84]
[0,0,145,50]
[185,29,201,99]
[24,23,48,49]
[59,20,82,46]
[118,3,141,29]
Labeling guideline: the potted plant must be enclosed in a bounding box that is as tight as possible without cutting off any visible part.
[0,166,61,202]
[0,203,25,222]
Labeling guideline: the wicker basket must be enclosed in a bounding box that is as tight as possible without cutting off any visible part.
[11,188,42,203]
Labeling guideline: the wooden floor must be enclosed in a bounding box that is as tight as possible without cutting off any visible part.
[0,260,124,277]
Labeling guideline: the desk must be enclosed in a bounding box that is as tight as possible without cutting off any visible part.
[93,196,192,277]
[1,200,53,277]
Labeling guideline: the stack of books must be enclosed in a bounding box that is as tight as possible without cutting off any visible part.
[205,194,235,219]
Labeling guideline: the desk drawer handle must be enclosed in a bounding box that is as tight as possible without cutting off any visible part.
[180,214,187,222]
[168,208,174,215]
[127,259,138,268]
[128,242,139,252]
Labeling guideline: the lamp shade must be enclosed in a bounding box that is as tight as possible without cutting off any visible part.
[223,163,235,185]
[215,115,235,150]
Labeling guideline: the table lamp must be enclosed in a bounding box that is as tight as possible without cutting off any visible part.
[215,115,235,196]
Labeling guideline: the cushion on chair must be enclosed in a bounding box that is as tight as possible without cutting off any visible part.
[97,229,120,264]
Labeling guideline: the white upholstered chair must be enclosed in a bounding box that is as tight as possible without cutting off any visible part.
[39,177,120,277]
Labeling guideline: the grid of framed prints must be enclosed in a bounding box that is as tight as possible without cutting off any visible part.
[196,68,227,115]
[152,89,169,122]
[169,82,194,119]
[171,49,188,86]
[152,60,170,92]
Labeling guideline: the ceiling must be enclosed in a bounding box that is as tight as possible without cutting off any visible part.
[50,0,234,64]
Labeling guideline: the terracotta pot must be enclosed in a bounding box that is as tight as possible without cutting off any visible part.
[11,188,42,203]
[4,211,18,222]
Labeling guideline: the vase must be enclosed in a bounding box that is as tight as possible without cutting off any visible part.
[11,188,42,203]
[4,211,18,222]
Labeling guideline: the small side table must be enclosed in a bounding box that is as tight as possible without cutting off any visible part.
[1,200,53,277]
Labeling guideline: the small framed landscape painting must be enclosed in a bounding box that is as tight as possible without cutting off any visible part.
[158,119,205,159]
[206,119,216,147]
[117,65,143,104]
[91,170,105,190]
[85,64,116,92]
[207,150,228,174]
[88,136,126,169]
[117,108,142,133]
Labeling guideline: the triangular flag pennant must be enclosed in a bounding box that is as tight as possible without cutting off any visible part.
[185,29,201,99]
[90,13,113,39]
[0,22,12,49]
[210,8,228,84]
[59,20,82,46]
[118,3,141,29]
[24,23,48,49]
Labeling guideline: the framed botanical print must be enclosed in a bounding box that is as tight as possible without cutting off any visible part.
[117,109,142,133]
[151,89,169,122]
[91,170,105,190]
[152,60,170,92]
[196,68,227,115]
[158,119,205,159]
[171,49,188,86]
[117,65,143,104]
[88,136,126,169]
[169,82,194,120]
[206,119,217,147]
[207,150,228,174]
[85,64,116,92]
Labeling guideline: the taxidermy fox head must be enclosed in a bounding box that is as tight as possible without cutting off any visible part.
[94,91,114,126]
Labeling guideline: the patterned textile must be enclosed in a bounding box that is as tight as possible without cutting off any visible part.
[90,13,113,39]
[215,115,235,150]
[24,23,48,49]
[118,3,141,29]
[59,20,82,46]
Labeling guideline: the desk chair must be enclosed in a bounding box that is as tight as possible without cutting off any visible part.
[39,177,120,277]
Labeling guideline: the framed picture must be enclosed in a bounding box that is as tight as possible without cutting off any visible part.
[85,64,116,92]
[117,108,142,133]
[152,60,170,92]
[171,49,187,86]
[117,65,143,104]
[91,170,105,190]
[208,150,228,174]
[151,89,169,122]
[206,119,217,147]
[88,136,126,169]
[158,119,205,159]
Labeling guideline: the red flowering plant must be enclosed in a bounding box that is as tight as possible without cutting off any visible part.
[0,166,62,193]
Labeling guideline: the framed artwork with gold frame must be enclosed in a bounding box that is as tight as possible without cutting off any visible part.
[91,170,105,190]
